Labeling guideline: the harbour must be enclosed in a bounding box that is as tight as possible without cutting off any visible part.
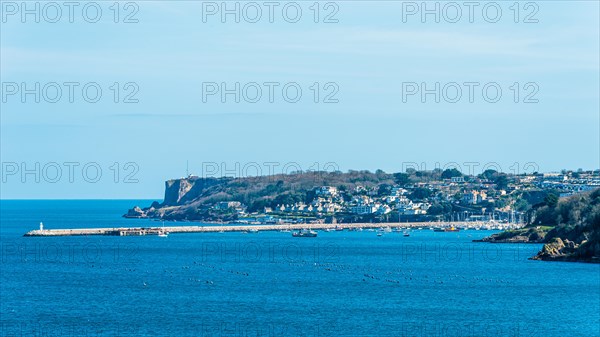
[23,221,516,237]
[4,200,598,337]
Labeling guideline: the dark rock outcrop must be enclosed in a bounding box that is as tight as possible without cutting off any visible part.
[474,226,549,244]
[124,206,146,218]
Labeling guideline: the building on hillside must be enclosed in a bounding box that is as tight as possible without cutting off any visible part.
[462,191,478,204]
[477,191,487,203]
[390,186,408,196]
[376,205,392,215]
[316,186,338,197]
[462,190,487,204]
[214,201,242,210]
[350,205,378,214]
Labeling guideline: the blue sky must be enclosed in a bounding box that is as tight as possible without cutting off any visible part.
[1,1,599,199]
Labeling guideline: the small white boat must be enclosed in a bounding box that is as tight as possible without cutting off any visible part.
[292,229,317,237]
[158,222,168,237]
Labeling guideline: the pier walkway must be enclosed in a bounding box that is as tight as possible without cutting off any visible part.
[23,222,509,237]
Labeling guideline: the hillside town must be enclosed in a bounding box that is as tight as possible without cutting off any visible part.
[206,169,600,225]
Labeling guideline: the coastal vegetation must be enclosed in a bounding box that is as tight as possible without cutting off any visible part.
[481,188,600,263]
[126,168,596,219]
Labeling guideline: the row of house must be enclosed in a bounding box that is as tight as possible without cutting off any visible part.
[214,171,600,219]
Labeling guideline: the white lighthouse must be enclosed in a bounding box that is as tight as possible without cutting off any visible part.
[39,222,44,231]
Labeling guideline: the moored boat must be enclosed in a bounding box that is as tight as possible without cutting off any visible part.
[292,229,317,237]
[158,222,168,237]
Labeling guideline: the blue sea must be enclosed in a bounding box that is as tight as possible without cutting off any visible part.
[1,200,599,337]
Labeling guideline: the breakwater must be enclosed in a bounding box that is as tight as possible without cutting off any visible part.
[23,222,511,237]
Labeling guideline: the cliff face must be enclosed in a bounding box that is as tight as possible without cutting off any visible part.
[164,179,193,205]
[163,177,227,206]
[122,177,229,219]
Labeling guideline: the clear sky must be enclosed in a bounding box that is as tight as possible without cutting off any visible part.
[1,1,599,199]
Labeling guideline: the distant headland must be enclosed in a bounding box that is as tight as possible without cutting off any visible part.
[124,168,600,263]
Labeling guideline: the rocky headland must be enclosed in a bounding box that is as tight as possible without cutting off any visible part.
[477,189,600,263]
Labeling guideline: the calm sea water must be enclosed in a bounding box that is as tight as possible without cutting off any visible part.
[1,200,599,337]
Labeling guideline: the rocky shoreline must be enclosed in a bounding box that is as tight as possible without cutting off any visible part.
[475,226,600,263]
[475,188,600,263]
[530,237,600,263]
[473,226,549,244]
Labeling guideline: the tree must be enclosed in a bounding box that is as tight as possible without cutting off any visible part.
[305,189,316,203]
[377,184,392,196]
[544,193,559,208]
[410,188,432,200]
[427,204,444,215]
[248,199,270,213]
[514,198,530,212]
[494,175,509,190]
[393,173,410,186]
[480,169,498,181]
[441,168,462,179]
[495,197,508,208]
